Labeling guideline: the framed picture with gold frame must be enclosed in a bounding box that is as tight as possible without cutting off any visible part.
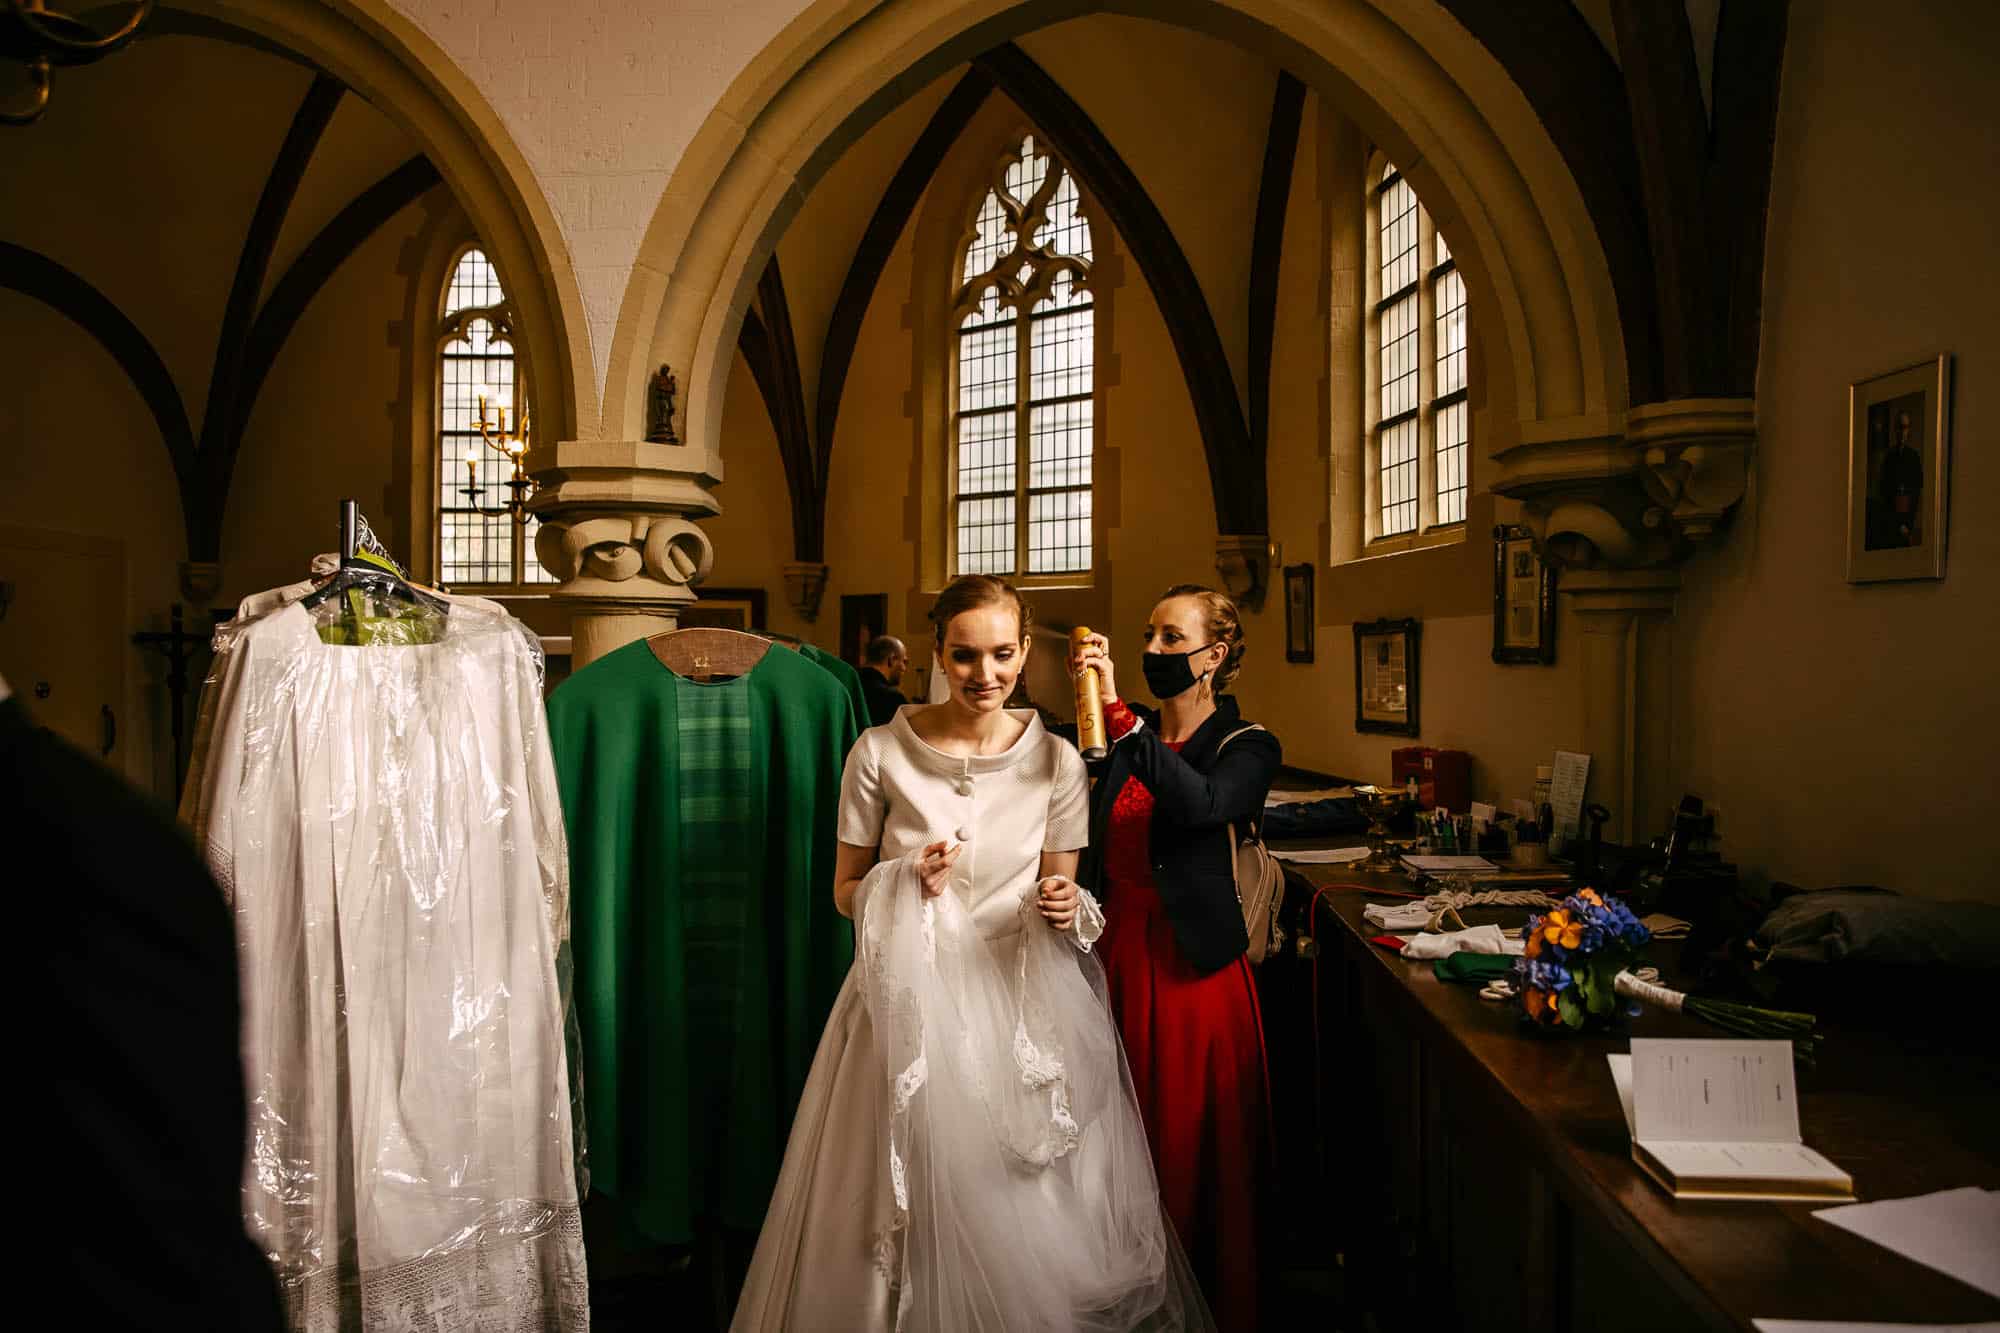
[1354,617,1419,736]
[1492,524,1556,664]
[1847,354,1953,583]
[679,586,767,632]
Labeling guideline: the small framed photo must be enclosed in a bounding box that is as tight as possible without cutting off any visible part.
[1848,354,1953,583]
[1492,524,1556,664]
[1283,563,1315,664]
[681,586,768,632]
[1354,617,1420,736]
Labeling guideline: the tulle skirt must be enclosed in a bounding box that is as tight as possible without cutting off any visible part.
[731,852,1213,1332]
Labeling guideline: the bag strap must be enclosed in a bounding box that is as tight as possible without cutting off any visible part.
[1214,724,1268,842]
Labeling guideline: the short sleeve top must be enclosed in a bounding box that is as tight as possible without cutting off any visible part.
[837,706,1088,938]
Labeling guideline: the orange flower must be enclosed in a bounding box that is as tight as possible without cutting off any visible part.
[1524,930,1543,959]
[1578,888,1604,907]
[1541,909,1583,951]
[1524,987,1549,1020]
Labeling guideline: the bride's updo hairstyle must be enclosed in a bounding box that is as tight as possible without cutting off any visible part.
[927,574,1033,645]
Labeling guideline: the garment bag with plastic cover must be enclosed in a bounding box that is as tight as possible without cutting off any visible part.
[186,586,590,1331]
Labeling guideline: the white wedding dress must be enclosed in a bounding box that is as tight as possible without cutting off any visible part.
[731,707,1212,1332]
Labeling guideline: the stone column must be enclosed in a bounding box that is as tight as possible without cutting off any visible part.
[1560,568,1678,844]
[525,437,721,670]
[1494,396,1753,845]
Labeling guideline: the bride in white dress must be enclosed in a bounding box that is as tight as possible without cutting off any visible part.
[732,576,1212,1332]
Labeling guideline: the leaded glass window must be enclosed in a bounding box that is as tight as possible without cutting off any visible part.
[953,136,1095,578]
[437,248,552,585]
[1370,162,1473,540]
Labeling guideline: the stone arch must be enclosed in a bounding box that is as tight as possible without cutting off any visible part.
[608,0,1630,481]
[178,0,593,444]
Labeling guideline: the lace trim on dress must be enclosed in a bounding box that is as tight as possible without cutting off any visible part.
[280,1200,590,1333]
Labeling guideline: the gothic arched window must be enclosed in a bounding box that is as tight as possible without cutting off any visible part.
[952,135,1095,578]
[437,247,552,585]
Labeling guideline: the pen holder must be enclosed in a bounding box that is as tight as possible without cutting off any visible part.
[1512,841,1549,869]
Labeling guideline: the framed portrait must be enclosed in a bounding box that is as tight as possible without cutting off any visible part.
[839,592,889,667]
[1354,617,1420,736]
[680,586,767,632]
[1492,524,1556,664]
[1848,354,1953,583]
[1283,563,1315,664]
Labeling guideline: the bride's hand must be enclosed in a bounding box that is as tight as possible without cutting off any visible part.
[918,840,961,899]
[1036,875,1079,930]
[1068,631,1117,702]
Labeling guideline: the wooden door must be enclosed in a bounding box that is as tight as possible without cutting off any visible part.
[0,525,126,766]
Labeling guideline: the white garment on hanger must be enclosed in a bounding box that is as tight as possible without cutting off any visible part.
[186,599,588,1332]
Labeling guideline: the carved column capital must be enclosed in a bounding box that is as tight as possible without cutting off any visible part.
[526,438,724,666]
[781,561,829,623]
[1627,397,1754,550]
[1213,534,1273,610]
[1494,398,1755,571]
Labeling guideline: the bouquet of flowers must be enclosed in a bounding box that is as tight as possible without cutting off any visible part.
[1514,888,1651,1030]
[1513,888,1824,1064]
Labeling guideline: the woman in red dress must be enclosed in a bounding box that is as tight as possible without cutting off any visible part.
[1070,585,1280,1330]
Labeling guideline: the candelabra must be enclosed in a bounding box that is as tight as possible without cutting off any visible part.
[461,393,534,521]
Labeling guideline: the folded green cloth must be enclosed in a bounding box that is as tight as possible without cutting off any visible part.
[1433,952,1515,984]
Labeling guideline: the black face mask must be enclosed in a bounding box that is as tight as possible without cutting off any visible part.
[1141,643,1217,701]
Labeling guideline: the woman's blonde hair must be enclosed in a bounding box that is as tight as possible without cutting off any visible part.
[1159,583,1245,694]
[929,574,1033,644]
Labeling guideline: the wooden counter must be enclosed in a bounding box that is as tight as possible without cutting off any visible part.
[1283,863,2000,1332]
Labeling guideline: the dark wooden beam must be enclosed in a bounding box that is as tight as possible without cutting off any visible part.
[1248,72,1306,461]
[1436,0,1665,404]
[236,155,443,441]
[815,68,994,500]
[189,73,343,561]
[1609,0,1718,399]
[737,263,819,560]
[973,41,1264,536]
[1709,1,1789,395]
[0,242,199,552]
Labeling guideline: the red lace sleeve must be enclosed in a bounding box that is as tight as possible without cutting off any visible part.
[1103,697,1140,741]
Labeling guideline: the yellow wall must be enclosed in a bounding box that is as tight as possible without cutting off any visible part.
[0,36,440,798]
[1672,1,2000,899]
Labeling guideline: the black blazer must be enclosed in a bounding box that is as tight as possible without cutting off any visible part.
[1074,695,1282,976]
[4,697,283,1329]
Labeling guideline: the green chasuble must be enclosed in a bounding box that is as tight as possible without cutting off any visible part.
[798,643,868,737]
[546,639,858,1243]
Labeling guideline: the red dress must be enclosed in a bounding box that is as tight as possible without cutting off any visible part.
[1099,743,1268,1331]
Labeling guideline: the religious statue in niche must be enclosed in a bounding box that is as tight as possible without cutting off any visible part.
[647,363,680,445]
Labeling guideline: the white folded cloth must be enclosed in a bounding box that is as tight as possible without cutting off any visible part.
[1364,902,1434,932]
[1400,923,1526,960]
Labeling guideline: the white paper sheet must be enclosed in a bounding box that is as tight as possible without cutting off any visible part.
[1813,1188,2000,1300]
[1753,1322,2000,1332]
[1630,1038,1801,1144]
[1550,749,1591,848]
[1265,786,1357,806]
[1752,1312,2000,1320]
[1270,845,1372,864]
[1401,854,1497,872]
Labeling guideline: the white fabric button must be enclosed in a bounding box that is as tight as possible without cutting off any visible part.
[954,778,974,797]
[955,826,972,842]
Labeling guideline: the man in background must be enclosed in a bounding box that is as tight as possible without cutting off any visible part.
[860,635,909,726]
[5,673,283,1329]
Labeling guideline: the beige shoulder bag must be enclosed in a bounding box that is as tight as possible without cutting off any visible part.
[1216,724,1285,964]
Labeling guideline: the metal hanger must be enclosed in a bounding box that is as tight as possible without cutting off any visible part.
[299,500,451,618]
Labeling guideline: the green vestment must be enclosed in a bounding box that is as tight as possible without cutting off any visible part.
[798,643,868,739]
[547,640,857,1243]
